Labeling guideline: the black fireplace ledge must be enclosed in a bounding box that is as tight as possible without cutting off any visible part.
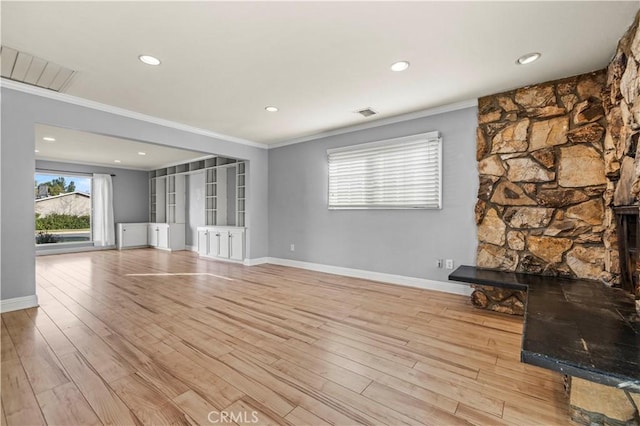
[449,265,640,392]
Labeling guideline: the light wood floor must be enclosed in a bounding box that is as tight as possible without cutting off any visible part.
[1,249,571,425]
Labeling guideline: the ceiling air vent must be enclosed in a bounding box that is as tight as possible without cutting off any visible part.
[1,45,76,92]
[356,108,378,118]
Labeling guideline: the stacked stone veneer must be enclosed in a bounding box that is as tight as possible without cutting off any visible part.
[604,10,640,302]
[476,71,609,286]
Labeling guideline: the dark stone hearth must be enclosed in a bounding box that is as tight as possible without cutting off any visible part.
[449,266,640,391]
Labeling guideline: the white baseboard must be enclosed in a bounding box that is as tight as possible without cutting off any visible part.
[243,257,270,266]
[1,295,39,313]
[186,245,198,252]
[264,257,472,296]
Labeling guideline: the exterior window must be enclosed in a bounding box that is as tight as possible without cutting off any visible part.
[34,172,92,245]
[328,132,442,209]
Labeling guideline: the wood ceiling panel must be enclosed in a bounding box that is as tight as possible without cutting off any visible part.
[0,46,18,78]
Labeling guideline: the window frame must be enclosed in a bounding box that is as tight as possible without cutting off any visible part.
[326,131,442,210]
[34,170,94,246]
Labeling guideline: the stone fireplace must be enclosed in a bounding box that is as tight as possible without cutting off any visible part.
[471,9,640,425]
[473,9,640,314]
[472,70,610,314]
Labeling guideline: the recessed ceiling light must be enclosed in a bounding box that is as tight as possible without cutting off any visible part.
[516,52,541,65]
[114,160,121,163]
[265,106,279,112]
[138,152,146,156]
[34,149,39,153]
[139,55,161,66]
[390,61,410,72]
[43,136,55,142]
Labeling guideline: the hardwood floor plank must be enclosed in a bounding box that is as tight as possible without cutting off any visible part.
[286,339,496,416]
[261,339,374,394]
[285,406,331,426]
[224,396,291,426]
[59,325,133,383]
[36,382,101,426]
[167,342,292,416]
[361,382,471,426]
[173,390,222,426]
[24,308,76,357]
[153,349,244,410]
[58,351,140,425]
[455,403,512,426]
[220,350,377,425]
[101,333,191,399]
[1,359,47,426]
[2,311,70,394]
[1,400,7,426]
[109,374,191,425]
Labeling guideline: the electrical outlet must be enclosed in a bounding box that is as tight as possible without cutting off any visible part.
[436,259,443,268]
[445,259,454,270]
[290,244,295,252]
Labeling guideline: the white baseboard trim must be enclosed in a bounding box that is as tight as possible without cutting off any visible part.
[1,295,39,313]
[186,245,198,252]
[243,257,270,266]
[265,257,472,296]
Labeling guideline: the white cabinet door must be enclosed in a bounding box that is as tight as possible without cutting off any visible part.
[208,230,221,257]
[197,229,209,255]
[197,227,244,261]
[229,229,244,261]
[148,224,159,247]
[121,224,147,248]
[218,230,230,258]
[157,225,169,249]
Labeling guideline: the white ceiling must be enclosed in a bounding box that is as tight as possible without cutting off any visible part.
[35,125,209,170]
[4,2,639,146]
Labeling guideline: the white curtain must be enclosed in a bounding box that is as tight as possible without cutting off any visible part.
[92,174,115,247]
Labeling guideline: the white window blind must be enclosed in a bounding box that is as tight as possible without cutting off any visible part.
[328,132,442,209]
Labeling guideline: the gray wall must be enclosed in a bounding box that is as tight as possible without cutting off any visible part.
[36,160,149,223]
[1,87,269,301]
[268,107,478,283]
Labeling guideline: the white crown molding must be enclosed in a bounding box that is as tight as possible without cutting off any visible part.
[1,78,269,150]
[268,99,478,149]
[36,156,150,172]
[1,295,39,313]
[263,257,473,296]
[2,78,477,151]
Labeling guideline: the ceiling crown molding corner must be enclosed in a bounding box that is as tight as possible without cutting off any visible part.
[1,78,269,150]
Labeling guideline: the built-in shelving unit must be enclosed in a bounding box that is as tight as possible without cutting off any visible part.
[148,156,247,259]
[236,162,246,227]
[205,168,217,226]
[167,175,176,223]
[149,175,166,223]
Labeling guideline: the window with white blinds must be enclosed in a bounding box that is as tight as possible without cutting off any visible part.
[327,132,442,209]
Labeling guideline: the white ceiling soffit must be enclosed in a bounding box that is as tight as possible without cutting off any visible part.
[35,124,210,171]
[1,45,75,92]
[3,2,639,146]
